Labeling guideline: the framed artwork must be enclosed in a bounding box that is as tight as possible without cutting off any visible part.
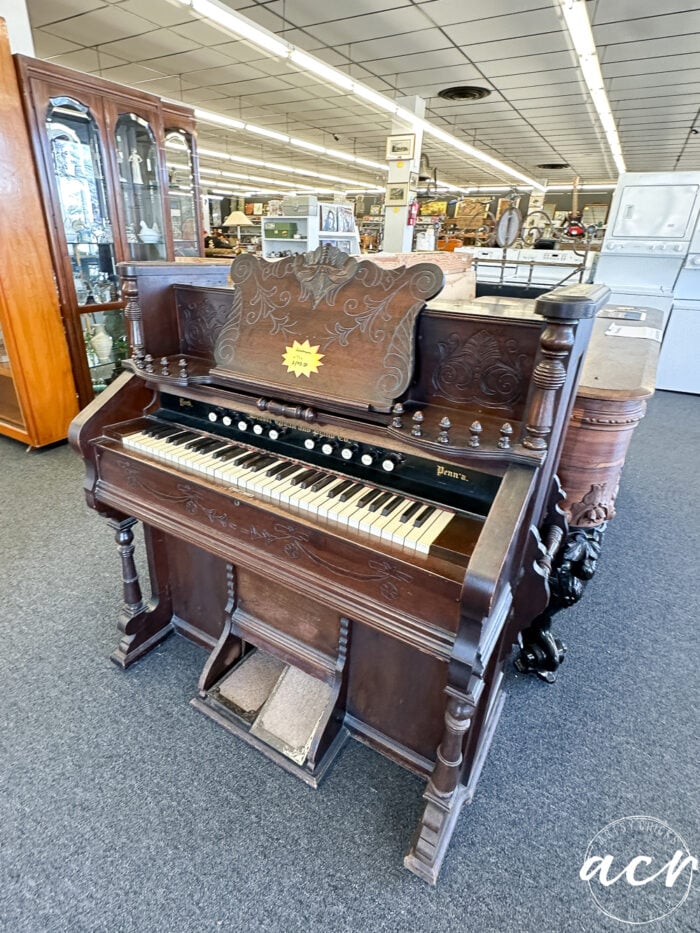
[409,171,419,189]
[385,183,409,206]
[385,134,415,160]
[320,203,338,231]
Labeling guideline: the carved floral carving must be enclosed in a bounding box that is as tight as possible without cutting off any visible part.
[180,293,236,354]
[117,459,412,602]
[568,482,615,526]
[431,329,529,409]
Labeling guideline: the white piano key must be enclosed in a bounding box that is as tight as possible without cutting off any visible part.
[414,510,455,554]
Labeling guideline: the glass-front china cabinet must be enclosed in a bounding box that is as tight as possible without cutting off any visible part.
[15,55,203,408]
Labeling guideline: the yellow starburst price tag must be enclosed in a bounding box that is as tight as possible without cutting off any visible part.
[282,339,325,378]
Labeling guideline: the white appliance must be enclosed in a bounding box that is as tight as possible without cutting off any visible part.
[457,247,592,287]
[595,172,700,291]
[656,210,700,393]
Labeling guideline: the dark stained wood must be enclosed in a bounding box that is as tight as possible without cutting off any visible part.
[71,250,610,882]
[14,52,204,408]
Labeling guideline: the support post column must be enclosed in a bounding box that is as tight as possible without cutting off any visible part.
[383,96,424,253]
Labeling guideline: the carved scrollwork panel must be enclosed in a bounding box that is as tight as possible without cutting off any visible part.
[431,329,530,410]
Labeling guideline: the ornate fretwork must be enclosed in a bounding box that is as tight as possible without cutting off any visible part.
[431,329,529,408]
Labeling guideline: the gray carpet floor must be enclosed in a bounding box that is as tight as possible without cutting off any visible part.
[0,391,697,933]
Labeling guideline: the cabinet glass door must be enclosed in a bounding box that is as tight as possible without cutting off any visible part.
[47,97,118,307]
[114,112,167,260]
[165,129,199,256]
[47,97,127,394]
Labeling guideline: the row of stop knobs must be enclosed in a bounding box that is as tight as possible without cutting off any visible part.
[207,409,403,472]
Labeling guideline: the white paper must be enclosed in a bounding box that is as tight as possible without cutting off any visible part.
[605,323,662,342]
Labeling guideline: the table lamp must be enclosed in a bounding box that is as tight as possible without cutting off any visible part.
[223,210,254,243]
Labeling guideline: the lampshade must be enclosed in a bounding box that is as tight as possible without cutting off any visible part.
[223,211,253,227]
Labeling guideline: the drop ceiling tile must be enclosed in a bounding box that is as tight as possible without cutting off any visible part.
[180,87,229,103]
[264,0,412,27]
[144,47,237,75]
[332,28,448,63]
[370,47,465,74]
[301,7,431,46]
[490,66,579,88]
[116,0,193,28]
[43,48,128,72]
[97,28,202,62]
[31,30,82,58]
[180,61,268,86]
[603,51,700,78]
[603,35,700,63]
[98,63,175,85]
[26,0,106,29]
[47,7,158,46]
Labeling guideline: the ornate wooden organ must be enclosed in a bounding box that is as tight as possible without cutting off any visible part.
[70,247,609,882]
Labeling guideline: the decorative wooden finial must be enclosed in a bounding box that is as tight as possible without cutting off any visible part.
[391,402,404,429]
[160,357,170,376]
[498,422,513,449]
[469,421,482,448]
[178,358,188,379]
[411,410,424,437]
[144,354,154,374]
[437,416,451,445]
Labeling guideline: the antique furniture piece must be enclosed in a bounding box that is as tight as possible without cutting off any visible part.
[70,247,609,882]
[0,21,78,447]
[458,295,662,680]
[15,52,204,409]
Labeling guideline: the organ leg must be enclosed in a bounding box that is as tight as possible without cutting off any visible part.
[108,517,174,668]
[515,523,606,682]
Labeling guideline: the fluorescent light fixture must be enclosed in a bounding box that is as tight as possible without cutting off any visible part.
[545,183,617,191]
[290,50,354,91]
[194,109,244,130]
[558,0,626,174]
[289,138,326,154]
[172,0,290,58]
[353,83,399,113]
[245,124,290,143]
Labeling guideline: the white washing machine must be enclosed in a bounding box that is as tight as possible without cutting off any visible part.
[656,220,700,393]
[594,171,700,290]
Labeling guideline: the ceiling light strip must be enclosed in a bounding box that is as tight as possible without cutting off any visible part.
[169,0,542,187]
[558,0,626,174]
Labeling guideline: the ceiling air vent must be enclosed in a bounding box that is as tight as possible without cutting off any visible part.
[437,86,491,101]
[537,162,570,169]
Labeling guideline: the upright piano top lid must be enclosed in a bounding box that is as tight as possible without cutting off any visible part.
[210,245,444,414]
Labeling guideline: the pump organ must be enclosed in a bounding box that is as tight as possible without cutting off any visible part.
[70,246,609,883]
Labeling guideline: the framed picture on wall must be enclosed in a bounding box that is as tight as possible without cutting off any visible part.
[385,135,415,160]
[385,183,409,206]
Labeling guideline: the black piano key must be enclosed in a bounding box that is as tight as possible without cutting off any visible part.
[327,479,353,499]
[289,468,317,486]
[232,451,261,468]
[368,491,392,512]
[413,505,436,528]
[163,430,195,445]
[145,423,181,438]
[381,496,405,517]
[240,453,268,470]
[194,438,224,453]
[357,488,382,509]
[212,445,245,461]
[184,437,214,451]
[275,463,302,480]
[308,473,335,492]
[265,461,290,477]
[167,431,199,446]
[248,456,277,472]
[339,482,364,503]
[399,501,422,523]
[298,470,324,489]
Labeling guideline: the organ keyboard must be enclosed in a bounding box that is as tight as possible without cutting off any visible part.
[70,247,609,883]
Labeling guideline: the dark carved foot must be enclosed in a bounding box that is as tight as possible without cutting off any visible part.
[514,622,566,683]
[108,518,173,668]
[515,523,606,682]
